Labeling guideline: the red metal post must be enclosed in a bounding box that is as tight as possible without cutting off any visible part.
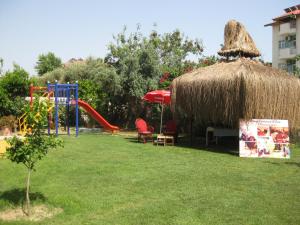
[30,83,34,107]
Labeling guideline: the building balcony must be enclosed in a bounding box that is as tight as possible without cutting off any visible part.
[279,47,297,59]
[279,21,297,35]
[279,39,297,59]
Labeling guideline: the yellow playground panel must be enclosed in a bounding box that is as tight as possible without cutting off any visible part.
[0,140,9,156]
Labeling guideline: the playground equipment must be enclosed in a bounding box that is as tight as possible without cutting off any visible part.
[77,100,119,131]
[48,82,80,136]
[19,82,119,136]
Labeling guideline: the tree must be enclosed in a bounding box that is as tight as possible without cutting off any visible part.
[149,29,203,71]
[1,64,29,97]
[35,52,62,76]
[6,98,63,216]
[158,55,219,91]
[0,58,3,75]
[198,55,219,67]
[293,55,300,78]
[0,85,12,116]
[105,26,204,127]
[0,64,30,116]
[105,28,160,126]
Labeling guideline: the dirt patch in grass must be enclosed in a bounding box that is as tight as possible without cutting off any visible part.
[117,131,137,137]
[0,205,63,222]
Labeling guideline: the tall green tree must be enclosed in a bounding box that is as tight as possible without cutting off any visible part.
[35,52,62,76]
[149,29,203,72]
[105,26,204,127]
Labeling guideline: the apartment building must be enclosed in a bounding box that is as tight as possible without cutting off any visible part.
[265,4,300,73]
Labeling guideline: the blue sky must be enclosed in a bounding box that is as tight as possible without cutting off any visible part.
[0,0,299,75]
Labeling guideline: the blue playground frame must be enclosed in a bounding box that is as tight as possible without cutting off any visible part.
[47,81,79,137]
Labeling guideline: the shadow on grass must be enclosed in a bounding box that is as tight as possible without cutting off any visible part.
[265,161,300,168]
[124,137,140,143]
[123,134,159,144]
[0,188,46,206]
[124,135,239,156]
[284,162,300,167]
[176,136,239,156]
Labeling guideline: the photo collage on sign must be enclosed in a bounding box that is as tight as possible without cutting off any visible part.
[239,119,290,158]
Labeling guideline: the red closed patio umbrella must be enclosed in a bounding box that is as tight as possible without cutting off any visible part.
[143,90,171,133]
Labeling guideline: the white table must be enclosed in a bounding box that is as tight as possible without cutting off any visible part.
[156,134,174,146]
[206,127,238,145]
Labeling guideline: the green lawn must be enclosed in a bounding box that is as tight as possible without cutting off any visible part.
[0,134,299,225]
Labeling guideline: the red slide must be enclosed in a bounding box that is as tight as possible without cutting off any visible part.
[78,100,119,132]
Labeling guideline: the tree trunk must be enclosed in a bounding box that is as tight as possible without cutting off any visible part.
[25,168,31,216]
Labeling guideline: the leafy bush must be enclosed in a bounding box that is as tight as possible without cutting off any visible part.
[0,64,30,97]
[0,65,29,117]
[0,86,12,116]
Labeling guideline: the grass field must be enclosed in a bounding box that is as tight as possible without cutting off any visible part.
[0,134,299,225]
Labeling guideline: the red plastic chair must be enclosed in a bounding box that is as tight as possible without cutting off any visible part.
[135,118,154,143]
[163,120,178,142]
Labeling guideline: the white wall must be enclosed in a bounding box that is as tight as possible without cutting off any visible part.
[279,22,296,35]
[272,25,280,68]
[297,17,300,56]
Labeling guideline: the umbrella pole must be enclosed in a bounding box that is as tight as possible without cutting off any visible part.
[160,103,164,134]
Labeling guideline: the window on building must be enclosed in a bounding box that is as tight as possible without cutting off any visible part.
[290,20,296,29]
[279,35,297,49]
[279,40,285,49]
[288,40,296,48]
[288,34,296,41]
[278,60,296,74]
[287,59,296,74]
[287,64,296,73]
[278,63,287,70]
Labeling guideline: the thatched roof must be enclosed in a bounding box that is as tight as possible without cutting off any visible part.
[218,20,261,58]
[63,58,85,68]
[171,58,300,131]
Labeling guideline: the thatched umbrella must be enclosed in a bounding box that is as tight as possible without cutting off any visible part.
[171,20,300,133]
[218,20,261,58]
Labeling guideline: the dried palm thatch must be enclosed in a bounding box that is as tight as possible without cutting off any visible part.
[171,58,300,132]
[218,20,261,58]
